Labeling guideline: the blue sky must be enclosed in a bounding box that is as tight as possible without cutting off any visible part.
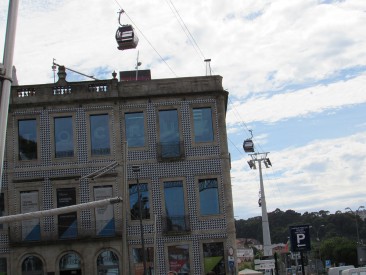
[1,0,365,219]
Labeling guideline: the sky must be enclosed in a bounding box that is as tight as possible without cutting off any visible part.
[1,0,365,220]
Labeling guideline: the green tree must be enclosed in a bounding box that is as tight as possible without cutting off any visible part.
[319,237,357,266]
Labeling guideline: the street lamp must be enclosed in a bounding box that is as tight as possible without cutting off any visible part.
[132,165,147,275]
[310,224,325,275]
[345,206,365,244]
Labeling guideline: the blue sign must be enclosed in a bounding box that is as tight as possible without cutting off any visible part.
[325,260,331,268]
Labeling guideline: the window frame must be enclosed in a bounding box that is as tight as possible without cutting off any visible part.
[200,240,227,275]
[124,110,148,150]
[196,175,223,218]
[128,178,153,223]
[50,113,77,162]
[190,103,218,146]
[16,116,40,163]
[164,241,193,275]
[157,107,184,160]
[161,177,189,232]
[86,111,114,159]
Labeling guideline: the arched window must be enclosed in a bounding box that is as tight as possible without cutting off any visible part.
[97,250,120,275]
[22,256,43,275]
[59,252,81,275]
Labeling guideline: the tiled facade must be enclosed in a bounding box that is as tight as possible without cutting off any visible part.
[1,67,236,275]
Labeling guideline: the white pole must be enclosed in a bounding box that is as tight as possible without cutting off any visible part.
[0,0,19,193]
[0,197,122,223]
[258,159,272,256]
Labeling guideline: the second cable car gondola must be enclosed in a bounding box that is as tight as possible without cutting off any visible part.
[243,138,255,152]
[243,130,255,153]
[115,10,139,51]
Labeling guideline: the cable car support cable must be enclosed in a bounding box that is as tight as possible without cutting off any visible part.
[113,1,177,77]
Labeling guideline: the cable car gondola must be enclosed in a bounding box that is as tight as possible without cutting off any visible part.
[243,130,255,153]
[243,139,254,152]
[115,10,139,51]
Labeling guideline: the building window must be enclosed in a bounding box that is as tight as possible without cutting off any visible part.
[97,250,120,275]
[158,109,181,158]
[22,256,43,275]
[132,247,154,275]
[163,181,188,232]
[94,186,115,236]
[0,258,6,275]
[59,252,81,273]
[168,244,190,274]
[125,112,145,147]
[0,194,4,230]
[203,242,225,274]
[193,107,214,142]
[18,119,37,160]
[54,116,74,158]
[57,188,77,239]
[90,114,110,155]
[129,183,150,220]
[199,178,220,215]
[20,191,40,241]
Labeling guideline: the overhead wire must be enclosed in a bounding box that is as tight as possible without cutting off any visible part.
[227,95,288,212]
[164,0,206,61]
[113,0,178,77]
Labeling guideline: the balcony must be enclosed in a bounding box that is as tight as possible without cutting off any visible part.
[157,141,185,161]
[8,219,122,246]
[161,215,190,235]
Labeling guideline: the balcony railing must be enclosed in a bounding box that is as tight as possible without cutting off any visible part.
[161,215,190,235]
[157,141,185,161]
[8,219,122,246]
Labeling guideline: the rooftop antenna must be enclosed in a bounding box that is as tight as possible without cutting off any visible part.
[52,58,57,83]
[135,50,142,80]
[204,59,212,76]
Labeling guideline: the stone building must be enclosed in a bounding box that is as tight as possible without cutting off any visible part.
[0,66,236,275]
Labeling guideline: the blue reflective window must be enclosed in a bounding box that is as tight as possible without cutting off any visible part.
[129,183,150,220]
[159,109,180,157]
[193,107,214,142]
[125,112,145,147]
[164,181,186,230]
[18,119,37,160]
[54,117,74,158]
[90,114,110,155]
[199,179,220,215]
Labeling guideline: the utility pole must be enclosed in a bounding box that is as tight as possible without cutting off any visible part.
[0,0,19,193]
[247,152,273,257]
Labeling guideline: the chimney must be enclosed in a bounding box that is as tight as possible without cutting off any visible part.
[57,65,67,84]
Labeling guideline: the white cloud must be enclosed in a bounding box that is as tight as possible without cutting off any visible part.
[227,74,366,125]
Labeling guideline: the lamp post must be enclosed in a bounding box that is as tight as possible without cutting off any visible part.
[345,206,365,244]
[310,224,324,275]
[132,165,147,275]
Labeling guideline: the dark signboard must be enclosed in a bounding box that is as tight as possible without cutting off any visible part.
[57,188,77,239]
[289,225,311,252]
[120,70,151,81]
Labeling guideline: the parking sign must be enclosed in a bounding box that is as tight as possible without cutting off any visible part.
[289,225,311,252]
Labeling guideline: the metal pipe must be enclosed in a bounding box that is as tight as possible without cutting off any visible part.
[0,0,19,193]
[134,167,147,274]
[0,197,122,223]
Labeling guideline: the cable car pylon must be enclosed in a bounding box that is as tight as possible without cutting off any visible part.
[244,132,273,257]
